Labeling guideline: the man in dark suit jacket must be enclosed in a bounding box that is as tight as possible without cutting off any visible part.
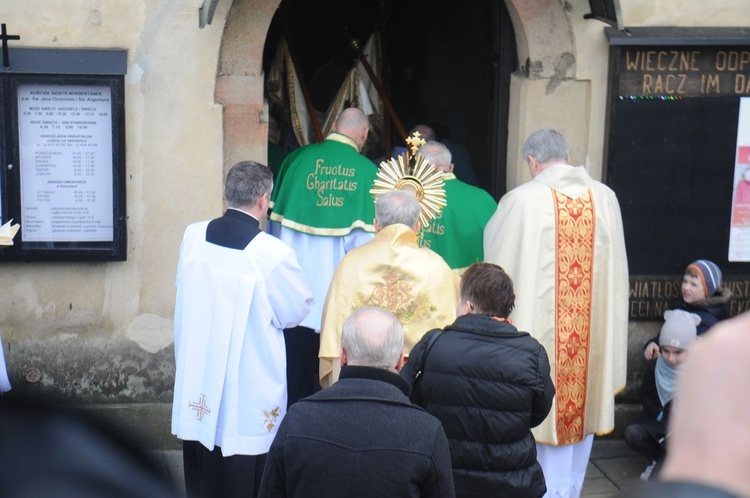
[259,307,455,498]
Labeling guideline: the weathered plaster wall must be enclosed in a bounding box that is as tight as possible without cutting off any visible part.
[216,0,279,178]
[505,0,750,186]
[1,0,231,410]
[506,75,590,188]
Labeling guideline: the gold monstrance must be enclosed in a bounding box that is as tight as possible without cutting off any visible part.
[370,131,446,227]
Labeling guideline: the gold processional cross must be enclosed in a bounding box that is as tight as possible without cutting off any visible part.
[405,131,426,155]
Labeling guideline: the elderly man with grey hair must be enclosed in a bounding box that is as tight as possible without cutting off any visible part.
[418,141,496,272]
[259,307,455,498]
[484,128,629,497]
[319,189,459,386]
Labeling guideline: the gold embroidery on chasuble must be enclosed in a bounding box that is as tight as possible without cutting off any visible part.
[552,190,595,445]
[263,406,281,432]
[355,270,437,324]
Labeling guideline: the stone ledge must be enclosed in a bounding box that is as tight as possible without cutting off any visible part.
[76,402,180,451]
[65,401,645,451]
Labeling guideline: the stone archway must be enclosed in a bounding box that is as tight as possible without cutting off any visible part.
[505,0,576,83]
[213,0,582,188]
[215,0,281,179]
[501,0,593,187]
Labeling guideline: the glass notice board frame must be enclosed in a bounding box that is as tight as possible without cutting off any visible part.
[0,48,126,261]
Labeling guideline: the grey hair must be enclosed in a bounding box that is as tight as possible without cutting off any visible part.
[375,190,420,229]
[341,307,404,371]
[224,161,273,208]
[419,141,452,171]
[522,128,569,165]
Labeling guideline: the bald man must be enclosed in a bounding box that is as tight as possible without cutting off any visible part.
[269,107,379,406]
[259,307,455,498]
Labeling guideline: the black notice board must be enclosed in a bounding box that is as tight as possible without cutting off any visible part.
[605,28,750,276]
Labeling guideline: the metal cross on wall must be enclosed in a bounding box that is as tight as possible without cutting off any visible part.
[1,24,21,69]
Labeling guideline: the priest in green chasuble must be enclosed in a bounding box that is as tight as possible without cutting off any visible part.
[268,108,378,406]
[418,141,497,273]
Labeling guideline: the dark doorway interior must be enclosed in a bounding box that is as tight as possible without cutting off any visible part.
[263,0,517,198]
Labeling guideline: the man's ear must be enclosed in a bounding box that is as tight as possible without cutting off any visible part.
[340,347,348,367]
[258,192,270,209]
[374,218,381,233]
[526,156,535,174]
[414,220,422,233]
[449,163,454,172]
[528,156,543,177]
[395,351,405,372]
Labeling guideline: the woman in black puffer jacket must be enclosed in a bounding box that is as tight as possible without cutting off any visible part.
[402,263,555,498]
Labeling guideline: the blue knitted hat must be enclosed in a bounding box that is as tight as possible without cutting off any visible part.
[687,260,722,297]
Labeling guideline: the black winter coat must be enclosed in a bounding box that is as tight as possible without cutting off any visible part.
[259,366,455,498]
[401,314,555,498]
[680,287,731,335]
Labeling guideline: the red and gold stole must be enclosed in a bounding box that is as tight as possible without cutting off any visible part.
[553,189,595,445]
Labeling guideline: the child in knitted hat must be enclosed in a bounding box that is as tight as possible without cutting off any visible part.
[625,309,701,481]
[644,259,730,360]
[683,259,723,306]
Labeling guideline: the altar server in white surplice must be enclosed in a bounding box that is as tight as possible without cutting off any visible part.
[172,161,312,498]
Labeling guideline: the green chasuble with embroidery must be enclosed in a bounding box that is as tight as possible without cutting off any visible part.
[270,133,378,236]
[420,173,497,270]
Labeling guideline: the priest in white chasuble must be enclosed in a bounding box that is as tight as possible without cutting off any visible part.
[319,189,459,387]
[483,129,629,498]
[172,161,312,498]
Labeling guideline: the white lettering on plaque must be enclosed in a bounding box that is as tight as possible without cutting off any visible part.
[18,84,114,242]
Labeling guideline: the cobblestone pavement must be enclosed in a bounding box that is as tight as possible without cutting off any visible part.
[582,439,650,496]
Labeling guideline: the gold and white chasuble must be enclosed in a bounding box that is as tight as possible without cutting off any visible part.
[484,164,629,446]
[319,224,460,387]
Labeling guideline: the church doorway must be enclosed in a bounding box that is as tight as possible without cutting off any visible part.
[261,0,517,198]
